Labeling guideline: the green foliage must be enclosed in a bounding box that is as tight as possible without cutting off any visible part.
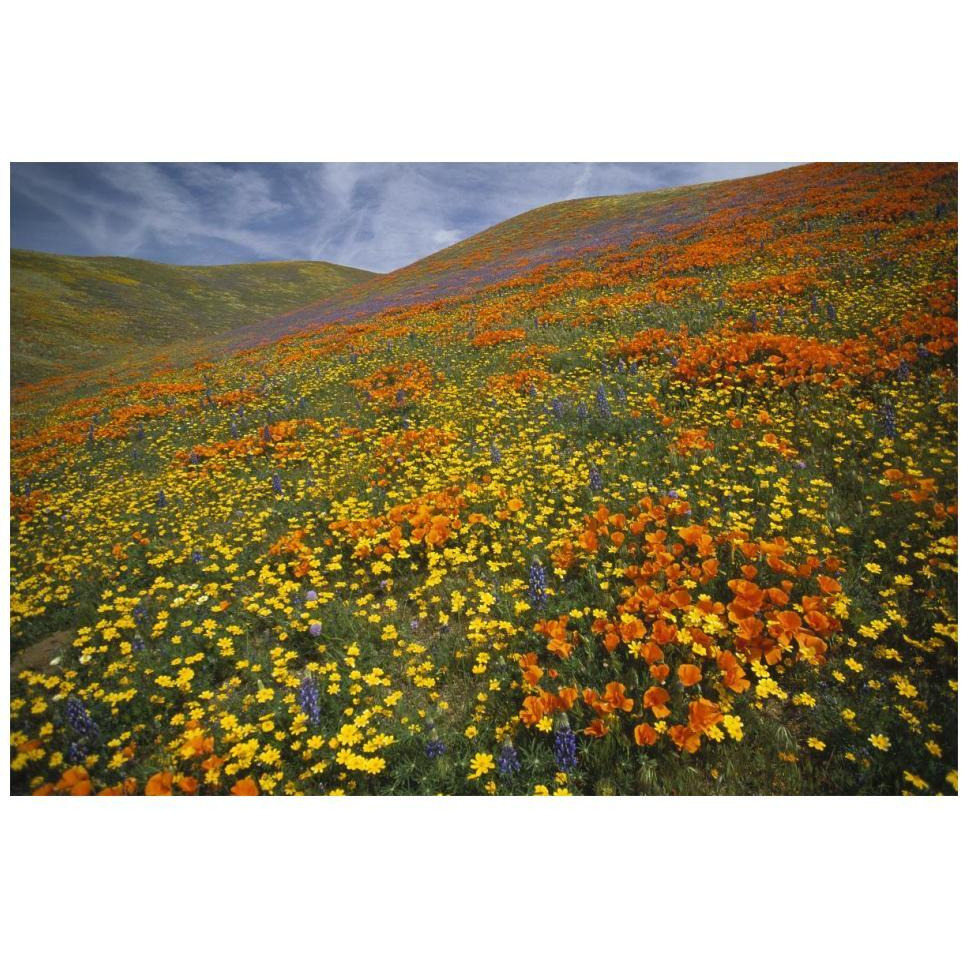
[11,249,376,384]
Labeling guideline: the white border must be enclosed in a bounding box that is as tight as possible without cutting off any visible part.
[3,2,959,958]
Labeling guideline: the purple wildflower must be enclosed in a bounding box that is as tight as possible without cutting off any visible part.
[497,739,521,776]
[554,715,578,772]
[588,463,603,492]
[528,558,548,608]
[298,673,322,726]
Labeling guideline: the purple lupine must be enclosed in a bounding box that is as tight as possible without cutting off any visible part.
[588,463,603,492]
[66,696,98,739]
[577,400,589,422]
[156,490,167,508]
[896,360,910,381]
[490,442,502,466]
[595,383,612,420]
[879,401,897,439]
[308,621,322,637]
[425,723,446,759]
[551,397,564,420]
[497,739,521,776]
[305,589,318,603]
[271,473,283,495]
[65,695,99,762]
[298,673,322,725]
[554,714,578,772]
[528,558,548,608]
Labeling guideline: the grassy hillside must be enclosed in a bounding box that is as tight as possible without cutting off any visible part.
[10,250,376,384]
[9,162,958,796]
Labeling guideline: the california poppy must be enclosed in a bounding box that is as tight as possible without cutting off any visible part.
[677,664,703,687]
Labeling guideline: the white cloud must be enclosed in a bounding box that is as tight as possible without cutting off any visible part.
[12,162,798,271]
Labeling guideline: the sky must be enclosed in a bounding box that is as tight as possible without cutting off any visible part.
[11,163,796,273]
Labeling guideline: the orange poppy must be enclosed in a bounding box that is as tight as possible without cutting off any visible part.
[603,681,635,712]
[649,663,670,682]
[643,685,671,718]
[633,723,659,746]
[178,776,199,795]
[716,650,751,693]
[677,664,703,687]
[145,771,174,796]
[669,724,702,753]
[688,698,723,733]
[584,719,609,738]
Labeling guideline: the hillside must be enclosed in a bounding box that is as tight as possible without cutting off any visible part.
[10,250,376,384]
[222,164,898,350]
[9,162,959,797]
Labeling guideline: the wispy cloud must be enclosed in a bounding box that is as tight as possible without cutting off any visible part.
[11,162,796,272]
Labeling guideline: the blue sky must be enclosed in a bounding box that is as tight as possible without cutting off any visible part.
[11,163,795,273]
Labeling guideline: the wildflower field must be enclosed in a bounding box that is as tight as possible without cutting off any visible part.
[9,162,958,796]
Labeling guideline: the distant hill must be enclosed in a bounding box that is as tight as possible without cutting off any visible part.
[10,250,376,384]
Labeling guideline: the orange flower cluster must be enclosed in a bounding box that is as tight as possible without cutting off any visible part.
[269,528,315,578]
[508,344,557,367]
[175,419,312,471]
[726,267,818,301]
[618,313,957,389]
[525,496,845,753]
[10,489,49,524]
[612,326,676,364]
[675,328,852,387]
[882,468,940,504]
[330,487,470,558]
[485,368,552,395]
[533,615,581,659]
[471,328,526,348]
[672,428,715,456]
[351,360,440,408]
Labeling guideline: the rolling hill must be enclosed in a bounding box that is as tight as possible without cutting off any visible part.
[221,162,956,351]
[10,250,376,384]
[9,162,959,796]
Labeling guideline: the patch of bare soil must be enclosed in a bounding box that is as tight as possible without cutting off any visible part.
[11,630,72,676]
